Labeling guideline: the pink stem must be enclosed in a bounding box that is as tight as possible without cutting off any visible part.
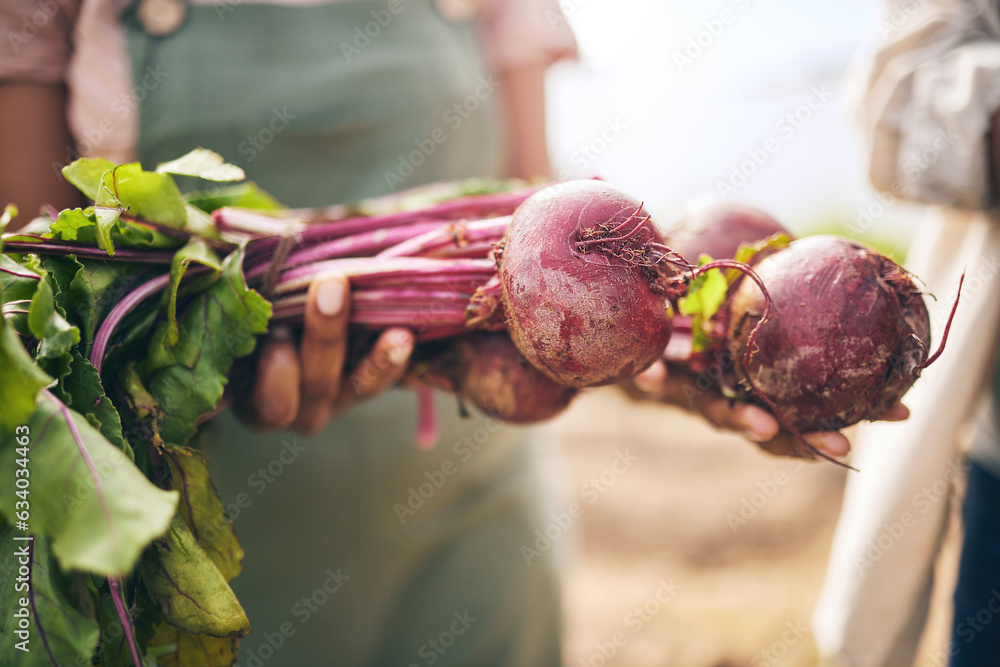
[89,273,172,373]
[377,217,509,259]
[108,576,142,667]
[275,257,495,293]
[280,222,442,268]
[415,387,439,450]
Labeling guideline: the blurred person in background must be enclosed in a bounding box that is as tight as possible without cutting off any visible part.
[812,1,1000,665]
[0,0,577,664]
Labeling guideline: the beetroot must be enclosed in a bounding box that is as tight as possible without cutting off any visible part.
[666,202,793,262]
[726,235,931,432]
[419,332,578,423]
[497,181,675,387]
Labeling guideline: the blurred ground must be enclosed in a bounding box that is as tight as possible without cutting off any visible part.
[539,389,962,667]
[540,388,849,667]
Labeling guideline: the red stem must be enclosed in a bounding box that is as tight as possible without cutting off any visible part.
[914,271,964,372]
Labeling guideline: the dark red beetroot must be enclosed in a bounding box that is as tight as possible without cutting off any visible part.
[665,202,793,262]
[498,180,675,387]
[727,235,930,432]
[419,332,578,423]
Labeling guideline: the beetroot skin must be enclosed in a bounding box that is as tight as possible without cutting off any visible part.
[727,235,930,431]
[452,333,578,423]
[498,180,674,387]
[666,202,792,262]
[416,333,577,423]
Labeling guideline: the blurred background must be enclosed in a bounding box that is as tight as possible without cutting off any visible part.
[537,1,957,665]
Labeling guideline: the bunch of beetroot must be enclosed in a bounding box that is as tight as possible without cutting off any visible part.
[224,181,954,449]
[3,155,958,667]
[5,162,953,451]
[662,202,957,461]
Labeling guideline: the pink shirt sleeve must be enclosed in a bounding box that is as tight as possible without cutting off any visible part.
[479,0,578,70]
[0,0,78,84]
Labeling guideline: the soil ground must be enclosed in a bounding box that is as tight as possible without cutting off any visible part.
[539,388,960,667]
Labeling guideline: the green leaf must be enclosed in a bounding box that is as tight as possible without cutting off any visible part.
[677,255,729,354]
[1,255,41,333]
[732,232,792,268]
[26,276,80,361]
[58,258,136,352]
[139,517,250,638]
[94,208,124,255]
[0,391,178,575]
[26,278,54,339]
[48,209,183,253]
[184,204,226,242]
[63,159,190,230]
[93,169,128,255]
[0,525,101,666]
[143,246,270,445]
[63,157,116,201]
[0,204,16,232]
[156,148,245,183]
[186,182,283,214]
[0,325,52,438]
[48,208,96,243]
[55,350,131,456]
[146,622,238,667]
[1,255,40,296]
[678,260,728,320]
[163,446,243,581]
[163,239,222,347]
[113,163,188,228]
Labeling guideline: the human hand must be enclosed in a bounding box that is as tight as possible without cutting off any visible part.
[241,273,415,434]
[626,360,909,461]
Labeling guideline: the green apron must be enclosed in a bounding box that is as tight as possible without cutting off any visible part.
[122,2,561,664]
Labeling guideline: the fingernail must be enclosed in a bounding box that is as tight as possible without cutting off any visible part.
[388,331,413,366]
[741,429,767,443]
[316,278,345,316]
